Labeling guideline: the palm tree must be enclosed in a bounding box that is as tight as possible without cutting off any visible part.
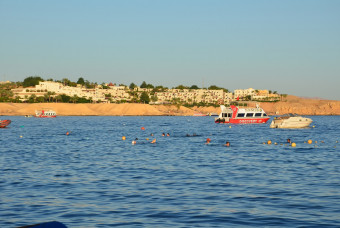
[46,91,56,102]
[55,95,62,103]
[70,95,79,103]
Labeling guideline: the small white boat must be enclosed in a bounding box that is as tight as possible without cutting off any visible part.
[270,113,312,128]
[193,113,207,116]
[35,109,57,118]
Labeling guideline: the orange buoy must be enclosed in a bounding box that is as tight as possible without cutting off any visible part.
[122,136,126,140]
[307,139,312,144]
[66,131,70,136]
[291,142,296,147]
[267,140,272,145]
[141,127,145,130]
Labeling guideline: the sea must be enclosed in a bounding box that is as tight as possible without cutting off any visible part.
[0,115,339,227]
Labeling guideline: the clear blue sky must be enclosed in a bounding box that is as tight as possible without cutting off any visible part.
[1,0,339,99]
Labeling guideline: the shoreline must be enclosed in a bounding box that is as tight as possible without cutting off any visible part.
[1,95,340,116]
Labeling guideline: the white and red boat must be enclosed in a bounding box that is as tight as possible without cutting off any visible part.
[215,104,270,124]
[35,109,57,118]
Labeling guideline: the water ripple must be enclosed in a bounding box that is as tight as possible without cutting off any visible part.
[1,116,339,227]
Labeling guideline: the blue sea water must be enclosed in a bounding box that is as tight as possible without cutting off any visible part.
[0,116,339,227]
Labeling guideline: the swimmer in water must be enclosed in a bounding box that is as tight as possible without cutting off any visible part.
[151,139,156,144]
[162,133,165,136]
[205,138,211,144]
[287,138,291,144]
[166,133,170,136]
[224,141,230,147]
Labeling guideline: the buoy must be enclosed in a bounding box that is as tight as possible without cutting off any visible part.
[274,142,277,145]
[307,139,312,144]
[141,127,145,130]
[267,140,272,145]
[263,142,266,144]
[132,140,136,145]
[146,138,149,140]
[229,126,231,128]
[315,141,317,144]
[313,125,315,128]
[291,142,296,147]
[20,135,23,138]
[122,136,126,140]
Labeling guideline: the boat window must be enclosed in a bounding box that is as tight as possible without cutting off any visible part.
[246,113,254,117]
[228,113,232,117]
[222,113,227,117]
[237,113,245,117]
[255,113,262,117]
[263,113,268,117]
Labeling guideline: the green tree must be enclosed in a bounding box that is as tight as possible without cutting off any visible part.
[208,85,220,90]
[45,91,56,102]
[36,96,45,103]
[146,83,154,89]
[140,91,150,104]
[151,95,158,102]
[70,95,79,103]
[175,85,188,90]
[55,95,62,103]
[140,81,147,88]
[60,94,71,103]
[28,94,37,103]
[23,76,44,87]
[171,97,182,110]
[62,78,74,86]
[129,83,137,90]
[77,77,85,85]
[190,85,199,89]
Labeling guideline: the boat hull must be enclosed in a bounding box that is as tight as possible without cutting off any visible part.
[35,115,57,118]
[215,117,270,124]
[0,120,11,128]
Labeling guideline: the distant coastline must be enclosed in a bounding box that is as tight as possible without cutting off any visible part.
[1,95,340,116]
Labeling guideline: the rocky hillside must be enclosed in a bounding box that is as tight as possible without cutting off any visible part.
[0,96,339,116]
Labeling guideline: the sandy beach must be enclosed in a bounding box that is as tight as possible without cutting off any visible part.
[1,96,340,116]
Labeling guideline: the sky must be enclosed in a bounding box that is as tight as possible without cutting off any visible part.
[1,0,339,100]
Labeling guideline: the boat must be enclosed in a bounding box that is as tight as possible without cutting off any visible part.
[0,119,11,128]
[35,109,57,118]
[193,113,207,116]
[270,113,312,128]
[215,104,270,124]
